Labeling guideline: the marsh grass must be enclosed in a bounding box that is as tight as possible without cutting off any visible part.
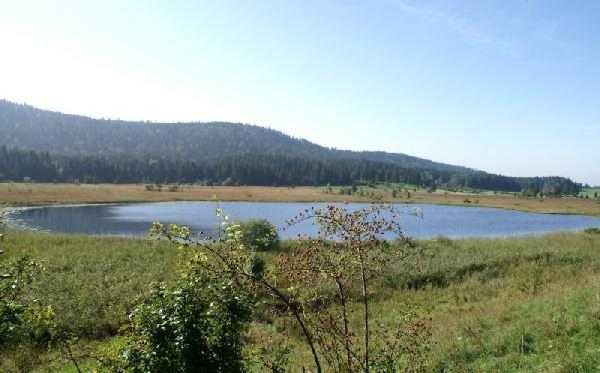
[0,231,178,338]
[2,230,600,371]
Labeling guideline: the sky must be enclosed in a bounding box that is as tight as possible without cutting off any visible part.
[0,1,599,185]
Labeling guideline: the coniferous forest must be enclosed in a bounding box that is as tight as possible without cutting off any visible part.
[0,100,581,195]
[0,146,580,195]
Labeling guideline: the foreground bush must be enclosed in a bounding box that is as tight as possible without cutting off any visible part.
[113,264,252,373]
[0,233,54,348]
[153,205,429,372]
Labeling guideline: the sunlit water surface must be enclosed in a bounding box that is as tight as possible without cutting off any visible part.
[8,202,600,239]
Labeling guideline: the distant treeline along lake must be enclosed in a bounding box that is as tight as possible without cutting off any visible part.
[0,100,581,195]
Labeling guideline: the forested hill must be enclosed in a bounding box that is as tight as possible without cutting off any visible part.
[0,100,582,195]
[0,100,467,173]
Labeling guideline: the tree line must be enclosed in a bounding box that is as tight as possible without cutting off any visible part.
[0,146,581,195]
[0,99,468,174]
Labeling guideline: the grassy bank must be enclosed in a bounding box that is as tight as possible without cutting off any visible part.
[581,187,600,199]
[2,182,600,216]
[2,229,600,371]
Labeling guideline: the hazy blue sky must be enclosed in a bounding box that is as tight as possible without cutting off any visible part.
[1,1,598,184]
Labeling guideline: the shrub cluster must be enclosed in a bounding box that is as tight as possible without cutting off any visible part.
[237,219,279,251]
[113,266,252,372]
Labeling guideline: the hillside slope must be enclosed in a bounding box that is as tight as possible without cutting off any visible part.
[0,100,581,194]
[0,100,468,173]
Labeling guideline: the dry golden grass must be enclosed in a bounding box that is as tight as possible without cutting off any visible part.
[402,190,600,216]
[1,182,599,216]
[0,183,362,205]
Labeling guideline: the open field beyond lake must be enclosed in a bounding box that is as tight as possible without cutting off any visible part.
[2,183,600,217]
[2,229,600,371]
[581,187,600,199]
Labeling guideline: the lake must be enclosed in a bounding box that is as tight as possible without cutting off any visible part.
[7,201,600,239]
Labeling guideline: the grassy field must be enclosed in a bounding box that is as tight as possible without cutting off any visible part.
[581,187,600,199]
[2,229,600,371]
[2,182,600,216]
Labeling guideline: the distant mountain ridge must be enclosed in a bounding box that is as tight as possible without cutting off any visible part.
[0,99,469,173]
[0,99,581,195]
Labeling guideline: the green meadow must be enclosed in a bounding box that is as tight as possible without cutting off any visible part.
[581,187,600,199]
[2,228,600,371]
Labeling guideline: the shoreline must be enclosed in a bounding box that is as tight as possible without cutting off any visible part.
[2,198,599,218]
[3,200,599,241]
[1,183,599,218]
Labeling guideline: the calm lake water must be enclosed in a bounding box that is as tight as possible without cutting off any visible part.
[8,202,600,239]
